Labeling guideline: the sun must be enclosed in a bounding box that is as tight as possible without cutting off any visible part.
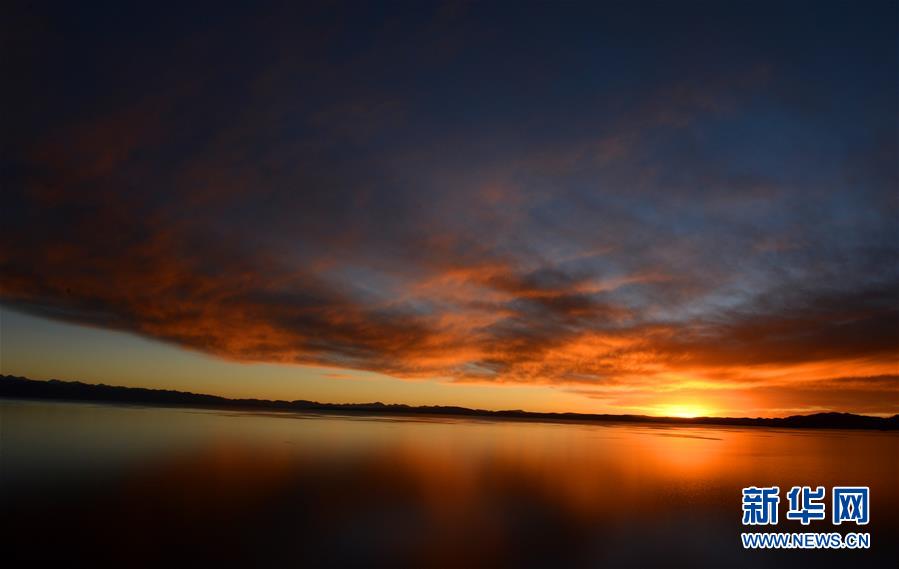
[656,404,713,419]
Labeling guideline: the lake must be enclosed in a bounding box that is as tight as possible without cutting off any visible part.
[1,399,896,567]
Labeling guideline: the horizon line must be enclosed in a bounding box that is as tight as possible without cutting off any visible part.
[1,374,896,430]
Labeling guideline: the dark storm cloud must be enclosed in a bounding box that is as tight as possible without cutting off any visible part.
[1,1,897,404]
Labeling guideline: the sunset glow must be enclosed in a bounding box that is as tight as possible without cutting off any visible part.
[654,404,714,419]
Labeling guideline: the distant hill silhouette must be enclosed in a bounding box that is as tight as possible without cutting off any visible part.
[1,374,896,430]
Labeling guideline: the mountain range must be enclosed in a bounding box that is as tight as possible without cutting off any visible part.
[1,374,896,430]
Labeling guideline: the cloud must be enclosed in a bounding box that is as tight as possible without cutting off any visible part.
[1,0,897,414]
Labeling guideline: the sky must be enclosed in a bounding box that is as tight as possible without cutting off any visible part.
[1,1,897,417]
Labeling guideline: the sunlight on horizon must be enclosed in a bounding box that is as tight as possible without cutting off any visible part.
[654,403,715,419]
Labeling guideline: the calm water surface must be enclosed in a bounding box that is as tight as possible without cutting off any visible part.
[2,399,897,567]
